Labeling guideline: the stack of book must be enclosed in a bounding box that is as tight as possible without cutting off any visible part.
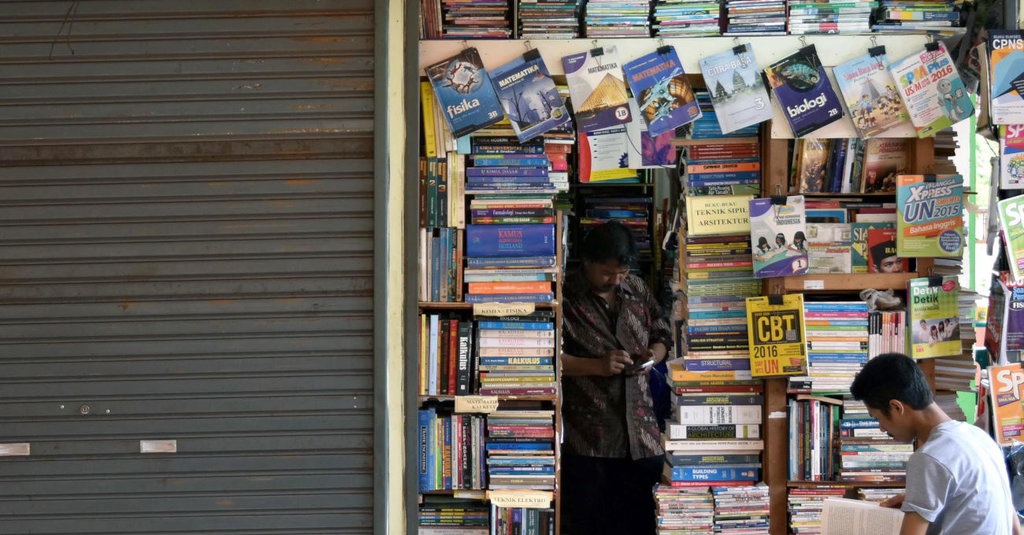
[518,0,582,39]
[681,139,761,196]
[787,395,842,481]
[440,0,512,39]
[476,314,557,396]
[466,146,556,196]
[679,91,762,140]
[582,0,652,37]
[790,301,870,395]
[837,399,912,484]
[788,0,875,34]
[723,0,787,35]
[871,0,963,34]
[489,504,556,534]
[579,195,653,259]
[484,409,556,490]
[419,314,476,396]
[711,484,771,532]
[652,0,723,37]
[419,496,489,535]
[418,407,487,491]
[654,484,716,531]
[788,484,848,534]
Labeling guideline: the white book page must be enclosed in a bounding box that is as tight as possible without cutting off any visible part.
[821,497,904,535]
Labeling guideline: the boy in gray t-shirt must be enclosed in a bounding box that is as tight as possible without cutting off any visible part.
[850,353,1021,535]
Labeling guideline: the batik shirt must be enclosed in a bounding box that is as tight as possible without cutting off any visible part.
[561,270,673,459]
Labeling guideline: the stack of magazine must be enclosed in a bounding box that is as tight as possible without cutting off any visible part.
[583,0,652,37]
[653,0,723,37]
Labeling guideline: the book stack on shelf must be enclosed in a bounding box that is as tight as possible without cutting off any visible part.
[484,408,556,489]
[476,315,558,396]
[871,0,964,35]
[836,398,912,484]
[722,0,787,35]
[787,0,875,35]
[787,395,842,481]
[790,301,870,395]
[518,0,583,39]
[787,484,847,534]
[790,138,909,195]
[579,195,654,259]
[418,406,488,491]
[419,496,490,535]
[440,0,513,39]
[489,503,556,534]
[653,484,716,532]
[582,0,653,37]
[711,484,771,533]
[419,314,476,397]
[652,0,723,37]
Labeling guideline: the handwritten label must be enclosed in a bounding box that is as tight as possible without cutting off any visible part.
[455,396,500,413]
[803,280,825,290]
[473,303,537,316]
[488,490,553,509]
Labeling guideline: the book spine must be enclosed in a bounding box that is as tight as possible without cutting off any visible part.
[456,321,473,396]
[464,256,556,268]
[668,466,761,481]
[476,320,553,330]
[667,423,761,439]
[465,167,549,177]
[465,224,556,257]
[464,293,555,303]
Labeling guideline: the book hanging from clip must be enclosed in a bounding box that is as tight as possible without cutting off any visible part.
[750,194,809,278]
[423,47,505,138]
[763,44,845,137]
[622,44,702,136]
[906,274,962,359]
[833,44,912,138]
[562,45,632,132]
[698,41,774,135]
[888,40,974,138]
[988,30,1024,125]
[744,292,808,377]
[490,46,571,143]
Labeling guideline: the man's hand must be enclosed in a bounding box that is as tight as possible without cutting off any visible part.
[599,349,634,376]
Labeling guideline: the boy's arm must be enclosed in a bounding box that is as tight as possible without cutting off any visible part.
[898,511,929,535]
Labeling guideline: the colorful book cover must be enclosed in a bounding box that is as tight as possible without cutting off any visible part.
[866,226,909,273]
[998,195,1024,283]
[622,45,702,136]
[745,293,808,377]
[763,45,845,137]
[805,222,852,274]
[561,46,632,132]
[850,222,894,273]
[907,276,961,359]
[988,31,1024,125]
[424,47,505,138]
[490,50,571,143]
[465,224,556,257]
[989,363,1024,445]
[749,195,809,278]
[895,174,964,258]
[684,194,754,236]
[699,43,774,135]
[793,138,831,193]
[889,42,973,138]
[625,97,678,169]
[999,124,1024,190]
[578,126,636,182]
[832,49,911,138]
[860,138,909,193]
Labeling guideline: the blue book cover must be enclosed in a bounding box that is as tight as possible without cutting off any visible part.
[476,320,553,330]
[622,46,702,136]
[465,166,549,177]
[424,47,505,138]
[698,43,774,134]
[764,45,845,137]
[465,224,556,257]
[669,466,761,481]
[562,46,633,132]
[471,156,550,167]
[490,51,572,143]
[418,407,436,492]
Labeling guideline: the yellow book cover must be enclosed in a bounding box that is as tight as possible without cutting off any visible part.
[745,294,808,377]
[420,80,438,158]
[684,195,754,237]
[989,363,1024,446]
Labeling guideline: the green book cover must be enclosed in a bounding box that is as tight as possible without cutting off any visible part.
[895,174,964,257]
[907,276,961,359]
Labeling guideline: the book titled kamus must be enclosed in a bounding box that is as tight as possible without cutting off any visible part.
[465,224,556,257]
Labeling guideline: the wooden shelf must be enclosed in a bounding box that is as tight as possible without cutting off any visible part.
[765,272,919,294]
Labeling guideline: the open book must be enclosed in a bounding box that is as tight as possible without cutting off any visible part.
[822,498,905,535]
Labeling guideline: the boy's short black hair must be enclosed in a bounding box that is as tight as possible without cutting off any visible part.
[580,220,637,267]
[850,353,933,416]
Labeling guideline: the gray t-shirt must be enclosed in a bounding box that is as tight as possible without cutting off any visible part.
[903,420,1016,535]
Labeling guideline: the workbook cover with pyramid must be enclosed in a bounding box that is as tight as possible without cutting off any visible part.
[562,45,633,132]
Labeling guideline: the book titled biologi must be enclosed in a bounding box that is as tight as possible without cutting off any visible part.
[490,50,571,143]
[424,47,505,138]
[749,195,809,278]
[622,45,702,136]
[764,45,844,137]
[907,276,961,359]
[895,174,964,257]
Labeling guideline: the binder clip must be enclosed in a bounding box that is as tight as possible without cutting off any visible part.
[927,276,944,287]
[925,41,940,52]
[868,45,886,57]
[771,195,788,205]
[924,174,937,183]
[657,44,672,56]
[524,47,541,62]
[733,43,748,55]
[591,46,604,58]
[768,294,785,305]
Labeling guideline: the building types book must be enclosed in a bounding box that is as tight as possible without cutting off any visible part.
[988,31,1024,125]
[889,42,973,138]
[750,195,809,278]
[895,174,964,258]
[464,224,556,258]
[764,45,845,137]
[907,276,962,359]
[424,47,505,138]
[745,293,808,377]
[489,50,571,143]
[820,497,904,535]
[561,45,632,132]
[860,138,909,193]
[666,465,760,481]
[622,45,702,136]
[998,195,1024,282]
[684,194,754,236]
[865,226,909,274]
[698,43,774,134]
[832,49,911,138]
[999,125,1024,190]
[989,363,1024,445]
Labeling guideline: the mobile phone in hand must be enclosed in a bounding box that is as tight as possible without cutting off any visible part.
[624,358,654,374]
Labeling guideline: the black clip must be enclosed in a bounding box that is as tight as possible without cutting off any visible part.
[733,43,748,55]
[768,294,785,306]
[924,174,937,183]
[927,276,944,287]
[868,45,886,57]
[591,47,604,58]
[657,44,672,56]
[524,48,541,62]
[925,41,940,52]
[771,195,788,205]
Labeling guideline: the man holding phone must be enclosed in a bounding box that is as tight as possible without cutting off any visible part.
[560,221,672,535]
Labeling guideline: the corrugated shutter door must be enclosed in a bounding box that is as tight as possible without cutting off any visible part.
[0,2,376,533]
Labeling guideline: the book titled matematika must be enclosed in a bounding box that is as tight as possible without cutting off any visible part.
[895,174,964,258]
[988,31,1024,125]
[989,363,1024,445]
[622,45,702,136]
[907,276,962,359]
[424,47,505,138]
[745,293,808,378]
[489,50,571,143]
[832,49,911,138]
[698,43,774,134]
[562,46,632,132]
[749,195,809,278]
[889,42,974,138]
[764,45,844,137]
[998,195,1024,283]
[684,194,754,237]
[821,498,904,535]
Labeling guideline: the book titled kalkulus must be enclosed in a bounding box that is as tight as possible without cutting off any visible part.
[561,46,632,132]
[750,196,809,278]
[465,224,556,257]
[895,174,964,257]
[988,31,1024,125]
[424,48,505,138]
[889,42,973,138]
[907,276,961,359]
[764,45,844,137]
[698,43,774,134]
[745,293,808,377]
[622,45,702,136]
[832,48,911,138]
[988,363,1024,445]
[684,194,754,237]
[998,195,1024,283]
[490,50,571,143]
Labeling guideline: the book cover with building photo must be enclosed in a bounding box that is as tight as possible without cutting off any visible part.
[749,195,809,278]
[764,45,844,137]
[424,47,506,138]
[698,43,774,135]
[490,49,571,143]
[562,46,632,132]
[622,45,702,137]
[907,276,961,359]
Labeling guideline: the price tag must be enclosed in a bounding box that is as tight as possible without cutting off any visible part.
[803,279,825,290]
[488,490,553,509]
[455,396,499,413]
[473,303,536,317]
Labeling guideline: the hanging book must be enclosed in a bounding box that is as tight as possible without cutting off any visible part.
[999,125,1024,190]
[889,42,974,138]
[907,276,961,359]
[699,43,774,135]
[764,45,844,137]
[832,48,912,138]
[626,96,678,169]
[490,49,571,143]
[745,293,808,377]
[989,363,1024,445]
[622,45,702,136]
[562,46,632,132]
[988,31,1024,125]
[578,126,637,182]
[424,47,505,138]
[895,174,964,258]
[750,195,809,278]
[997,195,1024,283]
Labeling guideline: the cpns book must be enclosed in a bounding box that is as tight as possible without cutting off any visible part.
[764,45,844,137]
[424,47,505,138]
[490,50,571,143]
[623,45,702,136]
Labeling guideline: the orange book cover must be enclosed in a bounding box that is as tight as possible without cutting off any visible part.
[466,281,552,295]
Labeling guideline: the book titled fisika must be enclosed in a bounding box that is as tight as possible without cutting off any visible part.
[424,48,505,138]
[465,224,555,257]
[764,45,844,137]
[490,50,571,143]
[622,45,701,136]
[895,174,964,257]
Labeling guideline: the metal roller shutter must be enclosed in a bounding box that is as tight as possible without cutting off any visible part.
[0,2,376,533]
